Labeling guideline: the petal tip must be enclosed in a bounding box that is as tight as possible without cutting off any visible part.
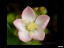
[26,6,31,8]
[24,6,32,11]
[13,19,19,24]
[44,15,50,19]
[41,15,50,21]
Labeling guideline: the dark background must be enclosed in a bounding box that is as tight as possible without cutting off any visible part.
[6,0,59,45]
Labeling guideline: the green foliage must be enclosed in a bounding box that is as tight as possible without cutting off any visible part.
[7,33,24,45]
[7,23,11,31]
[16,15,21,19]
[24,40,42,45]
[7,13,16,24]
[14,29,18,37]
[7,16,24,45]
[44,28,49,34]
[7,23,24,45]
[35,10,41,16]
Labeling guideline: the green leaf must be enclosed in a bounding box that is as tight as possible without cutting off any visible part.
[14,29,18,37]
[44,28,49,34]
[7,32,24,45]
[7,13,16,24]
[7,23,15,34]
[7,24,24,45]
[16,15,21,19]
[7,36,17,45]
[24,40,42,45]
[7,23,11,31]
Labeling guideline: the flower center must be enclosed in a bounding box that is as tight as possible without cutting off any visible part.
[26,22,37,32]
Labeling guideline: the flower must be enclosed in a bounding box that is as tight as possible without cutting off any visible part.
[13,6,50,42]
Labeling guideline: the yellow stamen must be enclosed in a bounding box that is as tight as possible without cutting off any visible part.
[26,22,37,32]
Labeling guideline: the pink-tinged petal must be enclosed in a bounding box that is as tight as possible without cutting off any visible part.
[13,19,26,31]
[35,15,50,30]
[18,30,32,42]
[32,30,45,41]
[22,6,36,23]
[37,25,43,31]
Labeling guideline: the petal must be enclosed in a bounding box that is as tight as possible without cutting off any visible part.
[35,15,50,30]
[18,30,32,42]
[22,6,36,23]
[13,19,26,31]
[37,25,43,31]
[32,30,45,41]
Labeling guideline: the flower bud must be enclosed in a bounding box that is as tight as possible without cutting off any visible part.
[39,7,47,15]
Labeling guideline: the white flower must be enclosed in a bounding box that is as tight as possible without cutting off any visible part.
[13,6,50,42]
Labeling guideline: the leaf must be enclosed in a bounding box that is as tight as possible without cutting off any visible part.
[7,23,15,34]
[24,40,42,45]
[14,29,18,37]
[16,15,21,19]
[7,24,24,45]
[44,28,49,34]
[7,32,24,45]
[7,13,16,24]
[7,23,11,31]
[7,37,18,45]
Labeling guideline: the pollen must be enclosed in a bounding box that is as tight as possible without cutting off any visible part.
[26,22,37,32]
